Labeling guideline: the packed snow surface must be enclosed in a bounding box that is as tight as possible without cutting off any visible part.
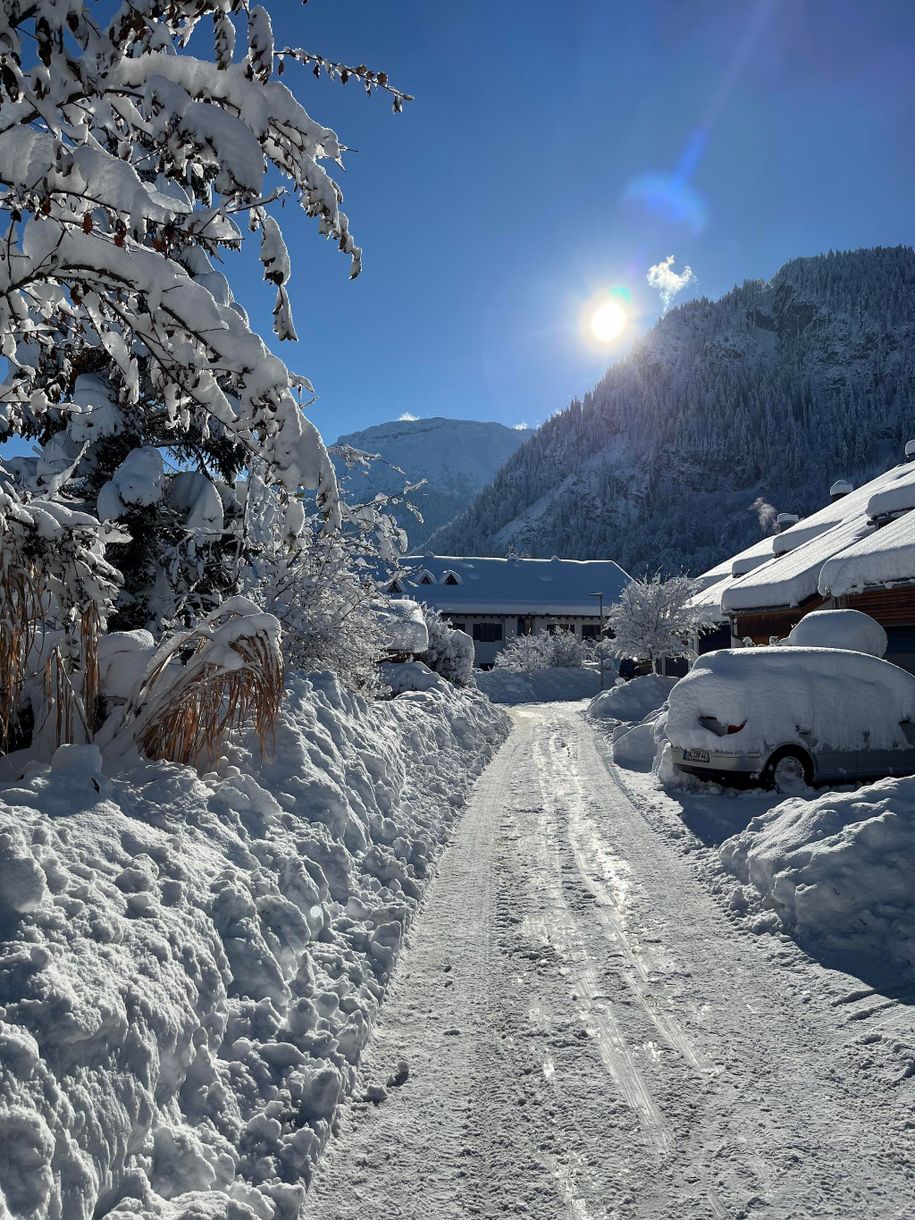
[474,666,599,704]
[666,647,915,755]
[0,672,508,1219]
[721,777,915,983]
[785,609,888,657]
[589,674,677,723]
[305,702,915,1219]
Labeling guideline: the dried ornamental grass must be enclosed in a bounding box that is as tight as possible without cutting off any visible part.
[0,562,41,750]
[126,598,284,767]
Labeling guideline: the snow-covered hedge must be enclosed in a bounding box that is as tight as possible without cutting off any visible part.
[0,674,509,1219]
[721,778,915,981]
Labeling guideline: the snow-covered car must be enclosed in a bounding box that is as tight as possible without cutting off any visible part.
[667,647,915,791]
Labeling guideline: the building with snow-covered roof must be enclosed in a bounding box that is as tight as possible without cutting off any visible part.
[387,554,631,666]
[697,442,915,670]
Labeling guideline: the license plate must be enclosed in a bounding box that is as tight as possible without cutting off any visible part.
[682,748,710,764]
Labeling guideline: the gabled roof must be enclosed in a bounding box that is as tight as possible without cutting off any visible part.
[393,554,630,615]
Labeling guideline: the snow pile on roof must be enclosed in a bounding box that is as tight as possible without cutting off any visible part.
[785,609,887,657]
[0,672,508,1219]
[722,514,877,611]
[721,777,915,983]
[666,647,915,755]
[377,599,429,654]
[589,674,678,723]
[475,666,600,704]
[866,465,915,520]
[819,511,915,598]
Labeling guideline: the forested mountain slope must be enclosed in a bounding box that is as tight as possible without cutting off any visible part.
[334,417,531,549]
[430,247,915,575]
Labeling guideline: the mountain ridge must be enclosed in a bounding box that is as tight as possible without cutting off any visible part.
[429,246,915,575]
[333,416,532,550]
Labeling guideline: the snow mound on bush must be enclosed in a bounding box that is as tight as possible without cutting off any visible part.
[0,673,509,1220]
[589,674,677,723]
[785,609,887,657]
[475,666,600,705]
[721,777,915,982]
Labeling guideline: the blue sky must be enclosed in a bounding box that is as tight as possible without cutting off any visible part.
[237,0,915,440]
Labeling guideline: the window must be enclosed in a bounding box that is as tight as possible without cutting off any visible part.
[418,573,434,585]
[548,621,575,635]
[517,616,534,636]
[387,579,403,594]
[449,622,466,633]
[581,624,601,640]
[442,570,462,585]
[472,622,503,643]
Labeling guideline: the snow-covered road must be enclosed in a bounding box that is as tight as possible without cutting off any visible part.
[304,702,914,1219]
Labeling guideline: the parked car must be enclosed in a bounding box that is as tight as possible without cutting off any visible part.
[667,646,915,792]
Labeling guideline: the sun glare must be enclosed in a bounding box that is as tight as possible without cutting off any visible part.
[590,299,627,343]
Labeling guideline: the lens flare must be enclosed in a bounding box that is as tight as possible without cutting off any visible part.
[590,299,627,343]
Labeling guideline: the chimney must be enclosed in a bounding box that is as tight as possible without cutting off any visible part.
[775,512,799,533]
[906,440,915,462]
[829,479,853,502]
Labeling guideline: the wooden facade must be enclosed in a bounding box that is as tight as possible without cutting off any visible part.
[730,596,826,645]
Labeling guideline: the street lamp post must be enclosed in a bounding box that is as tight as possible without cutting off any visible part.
[588,591,605,690]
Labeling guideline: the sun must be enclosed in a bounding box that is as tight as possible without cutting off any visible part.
[590,298,627,343]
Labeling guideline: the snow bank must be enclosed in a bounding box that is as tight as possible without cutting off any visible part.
[721,778,915,981]
[0,673,508,1219]
[475,666,599,705]
[785,609,887,657]
[589,674,677,723]
[610,712,663,772]
[666,647,915,755]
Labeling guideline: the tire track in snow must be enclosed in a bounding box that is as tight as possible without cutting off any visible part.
[545,721,714,1075]
[526,722,673,1156]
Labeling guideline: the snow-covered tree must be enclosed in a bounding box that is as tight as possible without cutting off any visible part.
[608,574,712,671]
[418,607,474,686]
[0,0,410,755]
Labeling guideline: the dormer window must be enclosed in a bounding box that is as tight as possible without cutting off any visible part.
[414,568,435,585]
[387,579,403,594]
[442,570,462,586]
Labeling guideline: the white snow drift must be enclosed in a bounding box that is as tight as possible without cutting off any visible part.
[0,674,508,1220]
[589,675,677,723]
[722,777,915,982]
[785,608,888,658]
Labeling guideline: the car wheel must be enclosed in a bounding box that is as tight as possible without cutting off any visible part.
[761,747,813,794]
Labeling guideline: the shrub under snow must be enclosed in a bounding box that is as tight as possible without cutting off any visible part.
[0,674,509,1219]
[495,630,587,672]
[417,608,474,687]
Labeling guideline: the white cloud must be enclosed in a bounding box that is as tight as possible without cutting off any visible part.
[646,255,695,312]
[398,412,418,421]
[513,422,529,431]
